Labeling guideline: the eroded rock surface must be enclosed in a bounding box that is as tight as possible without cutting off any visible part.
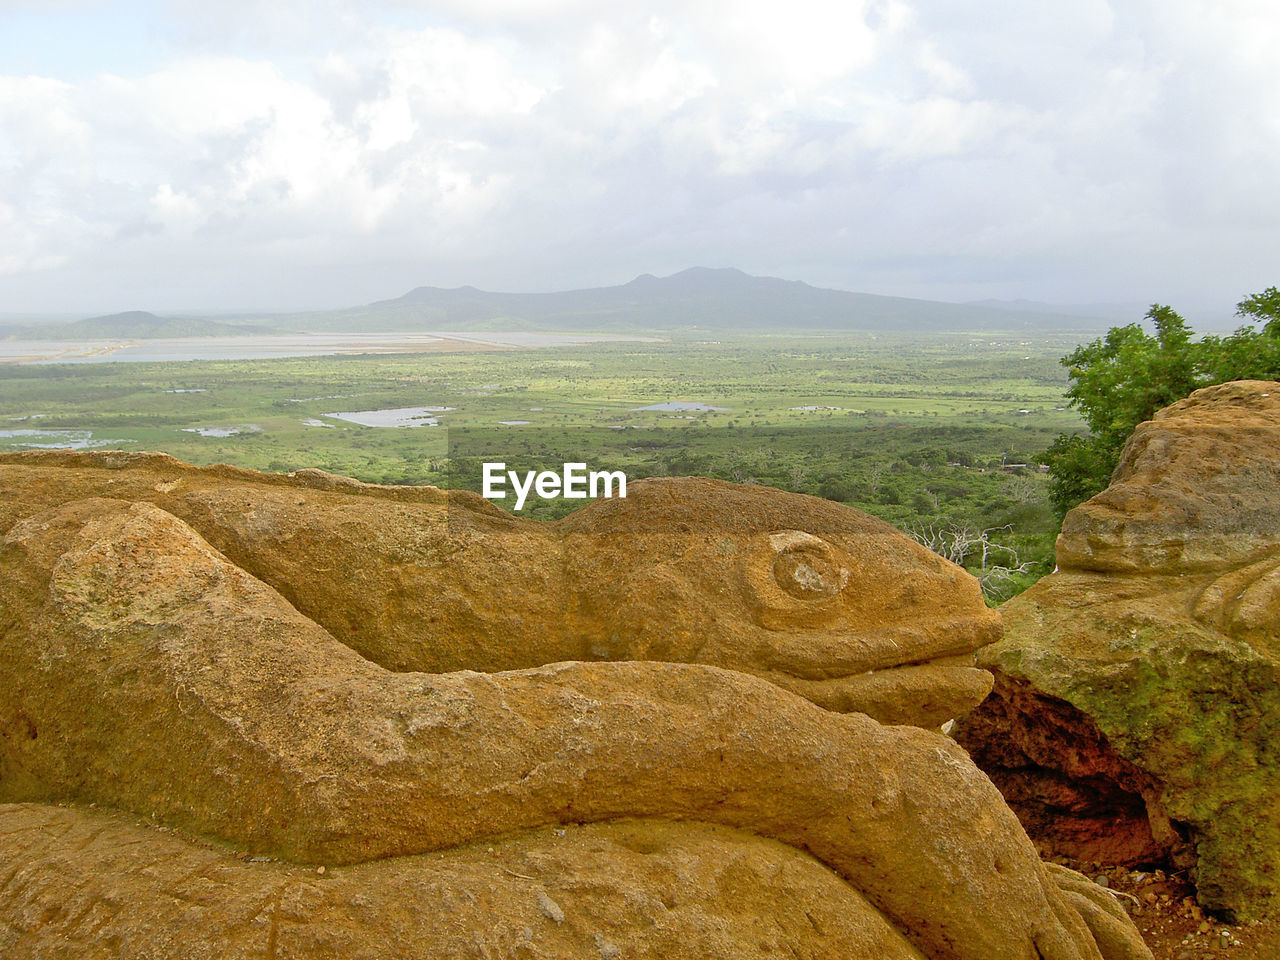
[0,449,999,728]
[0,804,930,960]
[957,380,1280,920]
[0,452,1150,959]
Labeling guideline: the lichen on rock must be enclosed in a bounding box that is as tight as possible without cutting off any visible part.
[957,380,1280,921]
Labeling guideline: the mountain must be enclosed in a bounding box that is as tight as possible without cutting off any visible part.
[3,311,277,340]
[1,271,1115,339]
[302,267,1106,334]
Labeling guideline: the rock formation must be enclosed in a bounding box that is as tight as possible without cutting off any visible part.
[1,803,935,960]
[0,449,1000,728]
[957,380,1280,921]
[0,451,1150,959]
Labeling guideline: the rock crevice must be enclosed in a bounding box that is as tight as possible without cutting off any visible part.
[957,380,1280,921]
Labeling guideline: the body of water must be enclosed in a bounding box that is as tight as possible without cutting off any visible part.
[181,425,262,437]
[631,401,729,412]
[0,332,660,365]
[0,429,132,449]
[324,406,454,427]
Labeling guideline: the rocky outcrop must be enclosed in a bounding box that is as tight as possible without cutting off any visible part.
[957,380,1280,921]
[0,449,1000,728]
[0,452,1150,959]
[1,804,933,960]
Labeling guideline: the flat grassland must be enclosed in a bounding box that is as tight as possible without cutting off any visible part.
[0,332,1086,599]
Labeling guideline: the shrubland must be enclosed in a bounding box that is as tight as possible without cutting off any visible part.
[1,332,1082,602]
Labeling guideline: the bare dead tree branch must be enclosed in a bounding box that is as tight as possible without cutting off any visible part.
[906,521,1030,601]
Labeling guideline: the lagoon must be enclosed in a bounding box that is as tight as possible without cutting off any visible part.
[325,406,454,428]
[0,332,661,365]
[182,426,262,438]
[0,429,132,449]
[631,401,729,412]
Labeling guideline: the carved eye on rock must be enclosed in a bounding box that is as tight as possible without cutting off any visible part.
[741,530,851,629]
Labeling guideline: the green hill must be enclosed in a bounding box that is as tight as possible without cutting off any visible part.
[4,311,277,340]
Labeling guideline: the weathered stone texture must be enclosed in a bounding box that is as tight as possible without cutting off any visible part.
[958,380,1280,920]
[0,452,1150,958]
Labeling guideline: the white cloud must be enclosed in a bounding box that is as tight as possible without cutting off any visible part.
[0,0,1279,311]
[0,199,68,277]
[852,95,1016,161]
[707,0,885,94]
[376,26,545,119]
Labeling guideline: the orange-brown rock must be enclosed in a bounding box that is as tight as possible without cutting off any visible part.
[0,452,1150,959]
[1056,380,1280,578]
[0,449,1000,728]
[0,804,933,960]
[957,380,1280,921]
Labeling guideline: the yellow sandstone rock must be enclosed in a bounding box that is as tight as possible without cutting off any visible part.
[0,451,1150,959]
[0,450,999,727]
[959,380,1280,921]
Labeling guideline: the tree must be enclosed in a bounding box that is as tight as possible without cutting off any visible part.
[1200,288,1280,383]
[1042,304,1200,517]
[1061,305,1199,445]
[1237,286,1280,333]
[865,462,885,494]
[1043,291,1280,518]
[789,463,808,491]
[1001,473,1043,505]
[906,520,1034,604]
[1041,432,1119,516]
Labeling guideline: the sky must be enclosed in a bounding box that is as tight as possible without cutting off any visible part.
[1,0,1278,318]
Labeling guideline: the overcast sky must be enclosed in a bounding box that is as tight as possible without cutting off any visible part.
[1,0,1277,317]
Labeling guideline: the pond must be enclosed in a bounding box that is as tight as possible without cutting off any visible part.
[630,401,728,412]
[181,425,262,438]
[0,429,132,449]
[324,406,455,428]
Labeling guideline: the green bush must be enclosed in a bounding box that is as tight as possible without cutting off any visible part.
[1043,289,1280,517]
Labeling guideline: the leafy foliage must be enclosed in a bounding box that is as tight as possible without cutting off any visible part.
[1043,289,1280,517]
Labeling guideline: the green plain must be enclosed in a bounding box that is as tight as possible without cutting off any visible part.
[0,331,1087,599]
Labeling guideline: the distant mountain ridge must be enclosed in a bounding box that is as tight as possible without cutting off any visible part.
[307,267,1108,333]
[2,311,277,341]
[2,270,1115,339]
